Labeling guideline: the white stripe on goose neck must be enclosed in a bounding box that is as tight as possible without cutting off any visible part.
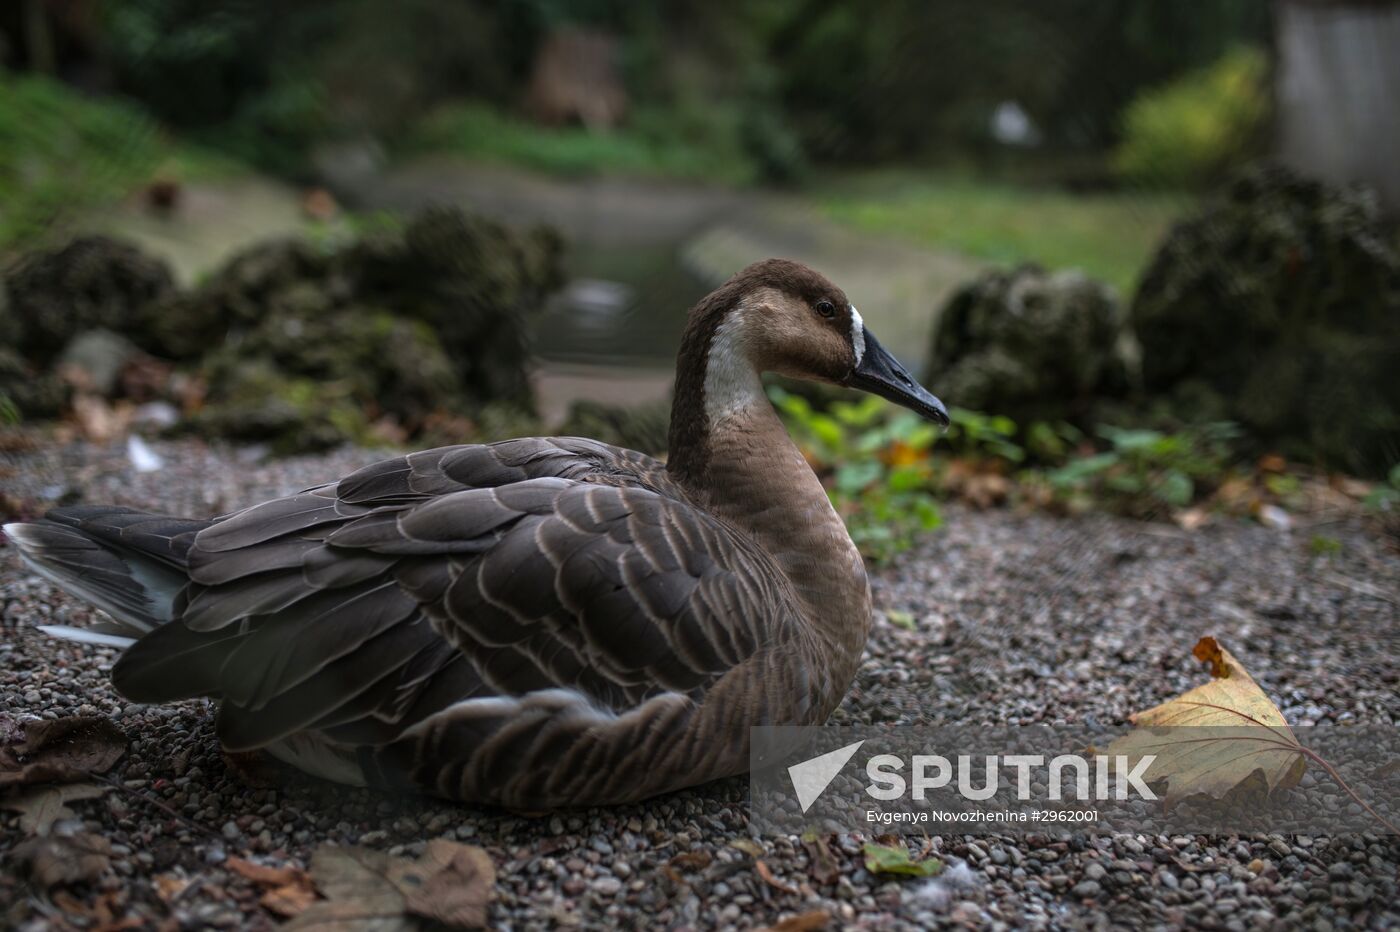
[703,306,766,424]
[850,305,866,365]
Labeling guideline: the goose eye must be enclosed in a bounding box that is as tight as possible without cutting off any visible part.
[815,300,836,318]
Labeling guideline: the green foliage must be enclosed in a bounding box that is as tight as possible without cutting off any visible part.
[943,408,1026,464]
[103,0,275,126]
[0,393,19,426]
[1113,47,1269,188]
[1308,535,1342,558]
[770,387,942,564]
[89,0,1270,179]
[767,0,1269,161]
[821,173,1186,294]
[0,73,160,249]
[1364,465,1400,513]
[1044,422,1240,517]
[863,842,942,877]
[885,609,917,631]
[772,375,1248,553]
[408,102,763,185]
[0,72,236,251]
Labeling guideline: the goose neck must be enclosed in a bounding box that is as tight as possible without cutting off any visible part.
[665,305,871,689]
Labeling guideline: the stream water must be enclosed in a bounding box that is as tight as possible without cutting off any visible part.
[534,240,710,367]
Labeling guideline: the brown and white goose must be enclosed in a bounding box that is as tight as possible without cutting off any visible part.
[5,258,947,809]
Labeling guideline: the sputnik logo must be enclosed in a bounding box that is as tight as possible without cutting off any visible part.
[787,740,866,813]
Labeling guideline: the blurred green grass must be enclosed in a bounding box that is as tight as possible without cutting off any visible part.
[407,102,759,186]
[819,173,1191,295]
[0,72,241,252]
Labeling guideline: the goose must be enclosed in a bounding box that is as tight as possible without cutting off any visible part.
[5,258,948,809]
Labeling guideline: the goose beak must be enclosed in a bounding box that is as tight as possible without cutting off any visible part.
[844,326,950,426]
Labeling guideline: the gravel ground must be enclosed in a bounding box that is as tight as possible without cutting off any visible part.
[2,437,1398,930]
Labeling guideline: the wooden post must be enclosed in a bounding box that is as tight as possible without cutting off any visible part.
[1275,0,1400,214]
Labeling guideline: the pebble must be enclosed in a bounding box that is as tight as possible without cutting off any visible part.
[592,877,623,896]
[1073,880,1102,898]
[1,439,1395,930]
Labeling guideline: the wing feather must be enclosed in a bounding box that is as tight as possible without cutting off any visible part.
[110,439,798,763]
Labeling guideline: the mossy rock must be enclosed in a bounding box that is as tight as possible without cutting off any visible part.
[0,347,67,419]
[1,207,565,455]
[189,358,371,454]
[1130,164,1400,474]
[4,236,175,364]
[143,239,335,360]
[343,207,565,407]
[196,305,462,448]
[925,264,1134,428]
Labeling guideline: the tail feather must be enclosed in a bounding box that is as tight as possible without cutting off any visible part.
[4,507,211,641]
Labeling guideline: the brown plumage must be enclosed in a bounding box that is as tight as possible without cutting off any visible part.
[6,258,947,808]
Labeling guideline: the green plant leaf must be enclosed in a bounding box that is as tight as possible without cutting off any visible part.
[886,464,926,493]
[886,610,916,630]
[1156,470,1194,507]
[836,460,883,494]
[1100,426,1164,453]
[1048,452,1119,486]
[911,496,943,530]
[862,843,942,877]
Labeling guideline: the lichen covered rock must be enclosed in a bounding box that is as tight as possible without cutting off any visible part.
[192,307,461,452]
[1,208,565,452]
[344,207,565,407]
[1131,164,1400,474]
[170,207,563,449]
[143,239,333,360]
[4,236,176,364]
[924,264,1134,428]
[0,347,67,420]
[189,358,370,455]
[161,209,561,452]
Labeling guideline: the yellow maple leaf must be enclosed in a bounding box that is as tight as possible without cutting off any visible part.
[1107,636,1306,807]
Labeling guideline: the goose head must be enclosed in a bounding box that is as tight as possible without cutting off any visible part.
[683,258,949,427]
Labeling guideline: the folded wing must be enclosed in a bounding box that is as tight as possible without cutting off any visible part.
[111,438,793,754]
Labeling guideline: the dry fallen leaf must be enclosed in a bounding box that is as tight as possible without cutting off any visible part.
[286,841,495,931]
[13,830,112,888]
[262,882,319,919]
[1107,636,1306,807]
[51,888,140,930]
[398,839,496,930]
[1,782,109,835]
[227,857,317,919]
[800,833,840,885]
[1173,507,1211,531]
[760,910,831,932]
[153,872,191,902]
[729,839,764,858]
[227,856,307,889]
[755,859,799,895]
[284,846,412,932]
[668,851,713,873]
[0,717,127,787]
